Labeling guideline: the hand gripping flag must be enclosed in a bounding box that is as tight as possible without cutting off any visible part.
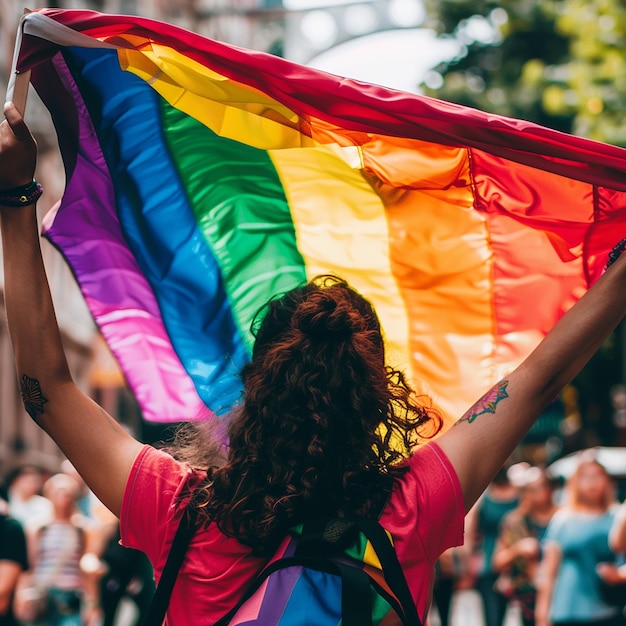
[8,9,626,424]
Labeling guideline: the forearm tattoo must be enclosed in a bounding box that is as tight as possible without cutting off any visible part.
[20,375,48,421]
[456,379,509,425]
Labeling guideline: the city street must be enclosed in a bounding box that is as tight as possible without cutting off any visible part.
[112,589,524,626]
[429,590,522,626]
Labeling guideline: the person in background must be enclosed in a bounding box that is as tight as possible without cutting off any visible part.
[81,505,154,626]
[466,466,519,626]
[59,459,104,618]
[98,522,155,626]
[609,499,626,555]
[594,499,626,616]
[535,458,623,626]
[0,499,28,626]
[492,465,558,626]
[432,546,469,626]
[60,460,94,520]
[17,474,96,626]
[6,467,52,531]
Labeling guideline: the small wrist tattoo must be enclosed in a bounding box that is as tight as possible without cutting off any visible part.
[19,375,48,421]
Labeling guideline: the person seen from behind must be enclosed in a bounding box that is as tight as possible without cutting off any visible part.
[3,102,626,625]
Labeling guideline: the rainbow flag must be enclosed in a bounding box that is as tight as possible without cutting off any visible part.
[11,9,626,424]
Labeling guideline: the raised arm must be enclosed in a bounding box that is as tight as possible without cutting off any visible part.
[534,541,560,626]
[0,103,142,516]
[437,236,626,511]
[492,527,540,574]
[609,500,626,554]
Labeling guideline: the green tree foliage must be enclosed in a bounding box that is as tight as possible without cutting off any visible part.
[423,0,626,145]
[550,0,626,145]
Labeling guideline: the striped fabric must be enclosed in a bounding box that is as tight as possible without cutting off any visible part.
[34,523,84,591]
[13,9,626,423]
[225,528,396,624]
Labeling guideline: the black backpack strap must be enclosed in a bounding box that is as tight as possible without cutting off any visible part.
[353,518,423,626]
[214,554,373,626]
[215,518,422,626]
[142,512,421,626]
[142,505,199,626]
[336,560,373,626]
[298,518,422,625]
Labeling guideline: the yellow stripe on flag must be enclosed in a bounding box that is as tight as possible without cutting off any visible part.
[270,145,412,375]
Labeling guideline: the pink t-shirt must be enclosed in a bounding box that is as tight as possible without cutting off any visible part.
[121,441,464,625]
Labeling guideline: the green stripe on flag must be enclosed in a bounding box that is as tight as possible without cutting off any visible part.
[160,98,307,348]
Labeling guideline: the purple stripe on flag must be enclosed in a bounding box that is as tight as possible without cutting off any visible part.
[36,53,211,423]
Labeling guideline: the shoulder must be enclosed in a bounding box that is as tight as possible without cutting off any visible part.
[547,507,570,524]
[382,442,464,559]
[128,443,190,478]
[120,445,205,562]
[390,442,463,510]
[406,441,463,489]
[501,507,524,527]
[0,514,28,568]
[123,445,201,501]
[543,507,572,538]
[384,441,463,514]
[0,514,25,542]
[607,503,621,519]
[123,444,204,511]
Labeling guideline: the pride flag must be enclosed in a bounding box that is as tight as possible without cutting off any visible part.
[10,9,626,424]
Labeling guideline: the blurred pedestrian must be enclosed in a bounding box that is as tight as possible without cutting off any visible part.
[15,474,95,626]
[432,546,469,626]
[98,522,154,626]
[492,465,558,626]
[466,466,519,626]
[81,504,154,626]
[0,499,28,626]
[609,499,626,554]
[535,458,623,626]
[6,467,52,531]
[60,461,95,520]
[594,499,626,615]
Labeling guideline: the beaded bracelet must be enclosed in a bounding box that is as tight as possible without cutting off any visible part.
[605,237,626,270]
[0,179,43,207]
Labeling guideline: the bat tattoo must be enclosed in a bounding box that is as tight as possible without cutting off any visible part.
[456,379,509,425]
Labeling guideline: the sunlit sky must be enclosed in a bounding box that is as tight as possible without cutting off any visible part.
[308,29,461,94]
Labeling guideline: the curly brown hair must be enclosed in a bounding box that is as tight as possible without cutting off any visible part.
[182,276,442,554]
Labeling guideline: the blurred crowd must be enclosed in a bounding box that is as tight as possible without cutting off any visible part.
[0,462,153,626]
[430,456,626,626]
[1,451,625,626]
